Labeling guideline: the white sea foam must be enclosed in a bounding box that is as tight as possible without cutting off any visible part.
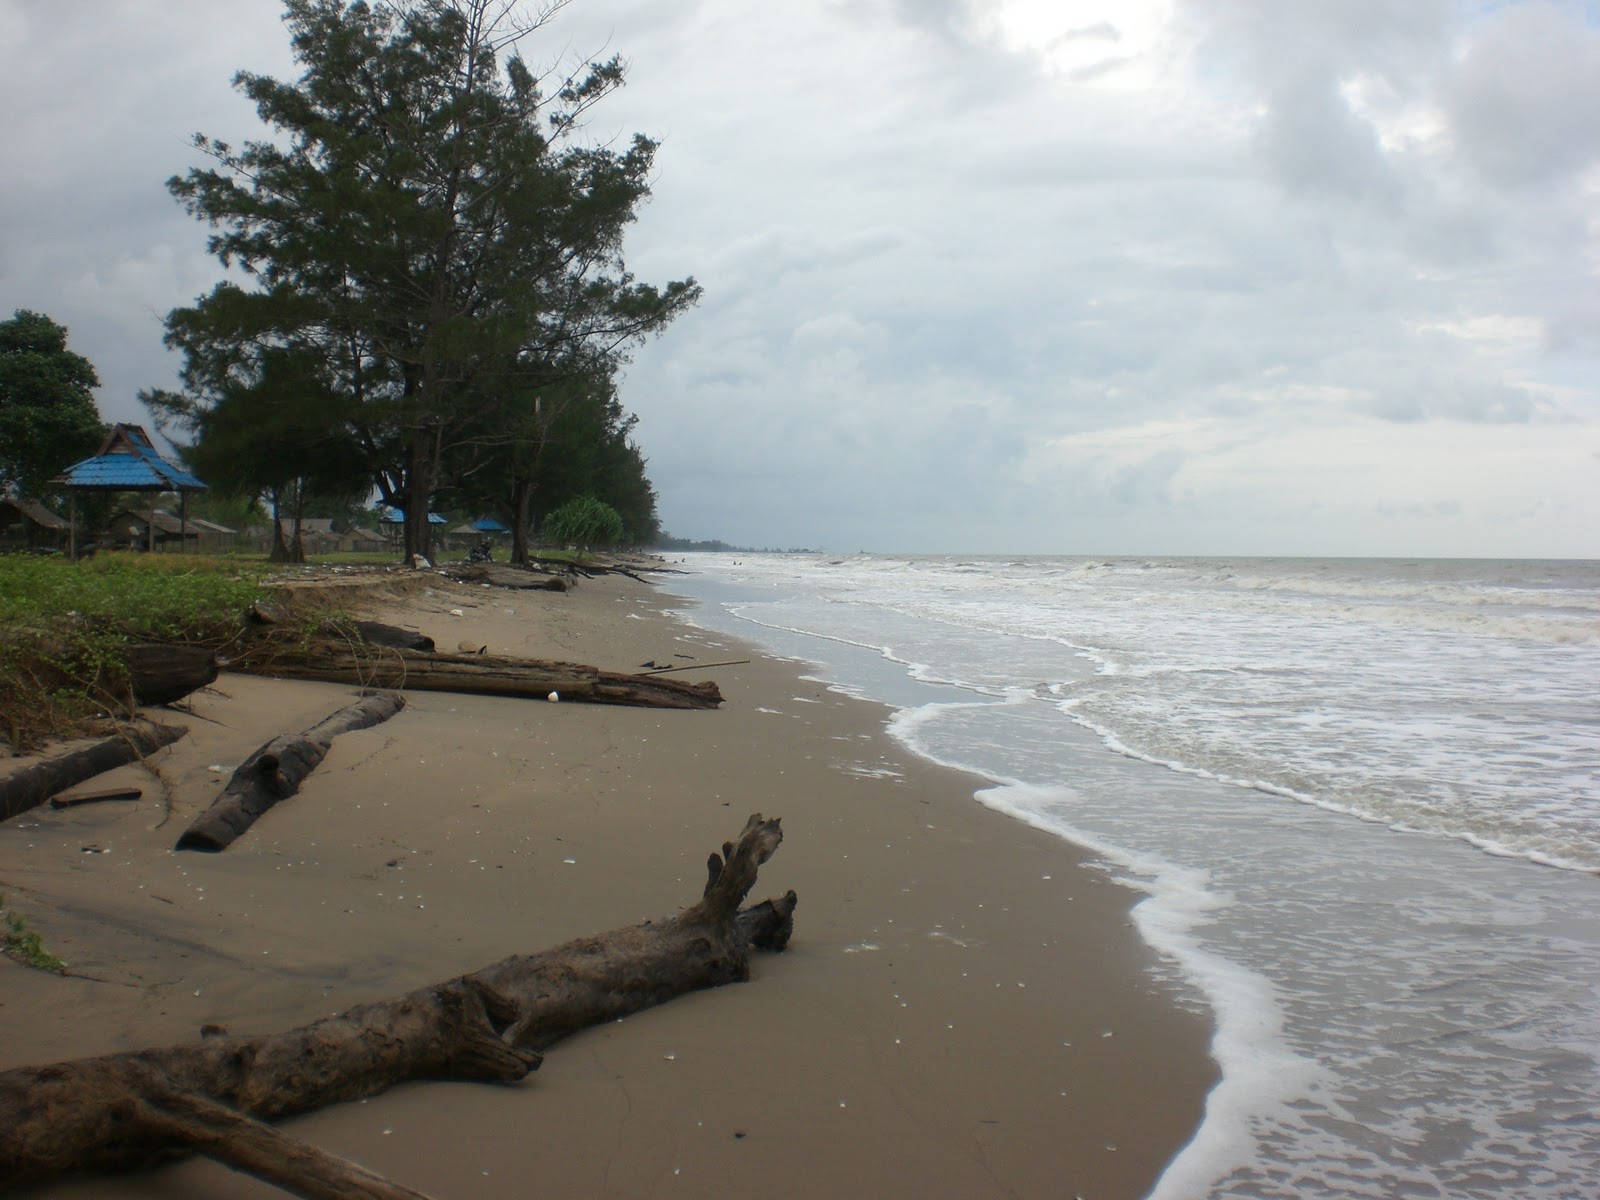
[669,552,1600,1199]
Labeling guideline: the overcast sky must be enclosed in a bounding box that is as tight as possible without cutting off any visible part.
[2,0,1597,557]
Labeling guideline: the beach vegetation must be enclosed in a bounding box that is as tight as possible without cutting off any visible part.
[150,0,699,565]
[1,893,67,973]
[0,553,268,750]
[0,310,106,500]
[541,495,625,547]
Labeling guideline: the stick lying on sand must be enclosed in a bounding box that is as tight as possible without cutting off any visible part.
[0,815,795,1199]
[0,720,186,821]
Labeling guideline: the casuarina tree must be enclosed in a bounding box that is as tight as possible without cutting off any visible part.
[155,0,698,561]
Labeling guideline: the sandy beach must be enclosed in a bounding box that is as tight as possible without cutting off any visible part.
[1,564,1214,1199]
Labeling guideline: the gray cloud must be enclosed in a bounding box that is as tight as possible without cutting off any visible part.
[1,0,1596,557]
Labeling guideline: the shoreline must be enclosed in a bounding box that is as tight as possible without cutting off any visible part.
[2,566,1214,1199]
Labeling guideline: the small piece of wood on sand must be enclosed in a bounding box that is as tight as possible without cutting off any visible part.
[49,786,143,809]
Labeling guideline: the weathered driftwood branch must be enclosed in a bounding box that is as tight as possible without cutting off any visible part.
[641,657,751,676]
[237,643,723,709]
[448,563,569,591]
[131,1089,437,1200]
[174,692,406,852]
[0,720,185,822]
[0,815,795,1196]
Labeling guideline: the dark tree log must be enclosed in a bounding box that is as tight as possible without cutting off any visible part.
[175,692,406,852]
[239,644,723,709]
[348,621,435,652]
[116,643,220,706]
[0,815,795,1195]
[448,563,569,591]
[0,721,185,822]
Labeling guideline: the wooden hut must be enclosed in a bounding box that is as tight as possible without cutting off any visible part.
[104,508,199,552]
[0,498,70,551]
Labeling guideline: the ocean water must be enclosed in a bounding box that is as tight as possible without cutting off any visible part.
[665,554,1600,1200]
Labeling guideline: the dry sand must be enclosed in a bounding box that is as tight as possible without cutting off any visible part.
[1,565,1215,1199]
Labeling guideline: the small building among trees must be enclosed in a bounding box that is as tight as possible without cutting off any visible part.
[0,498,70,552]
[337,527,386,553]
[104,509,194,552]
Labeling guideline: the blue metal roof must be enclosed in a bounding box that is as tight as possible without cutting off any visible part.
[471,517,508,532]
[57,424,207,492]
[378,507,448,525]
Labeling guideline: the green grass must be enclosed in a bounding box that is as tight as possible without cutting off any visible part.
[1,894,66,973]
[0,553,270,638]
[0,553,273,751]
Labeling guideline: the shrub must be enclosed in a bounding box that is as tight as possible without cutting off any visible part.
[542,496,625,547]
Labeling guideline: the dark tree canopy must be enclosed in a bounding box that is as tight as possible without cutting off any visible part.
[153,0,698,559]
[0,310,105,499]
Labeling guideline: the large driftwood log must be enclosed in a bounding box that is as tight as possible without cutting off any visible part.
[348,621,435,652]
[116,643,219,706]
[0,815,795,1197]
[239,643,723,709]
[175,692,406,852]
[0,720,185,821]
[447,563,569,591]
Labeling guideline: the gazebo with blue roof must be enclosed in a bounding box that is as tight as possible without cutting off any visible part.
[55,423,207,560]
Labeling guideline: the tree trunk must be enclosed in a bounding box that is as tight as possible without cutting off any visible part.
[287,479,308,565]
[175,692,406,852]
[403,433,439,564]
[268,488,293,563]
[235,644,722,709]
[0,720,186,821]
[0,815,795,1194]
[509,476,532,566]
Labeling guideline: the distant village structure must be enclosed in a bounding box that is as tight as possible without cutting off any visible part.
[0,498,70,552]
[6,423,512,561]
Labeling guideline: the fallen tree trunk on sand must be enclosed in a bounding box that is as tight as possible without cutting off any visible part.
[0,720,185,822]
[0,815,795,1198]
[115,643,219,706]
[175,692,406,852]
[237,643,722,709]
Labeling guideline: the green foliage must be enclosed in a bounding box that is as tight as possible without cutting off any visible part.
[0,310,105,498]
[158,0,700,562]
[0,553,268,637]
[0,894,66,973]
[0,554,270,750]
[542,495,624,546]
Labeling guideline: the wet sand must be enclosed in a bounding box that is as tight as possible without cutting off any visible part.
[0,566,1214,1199]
